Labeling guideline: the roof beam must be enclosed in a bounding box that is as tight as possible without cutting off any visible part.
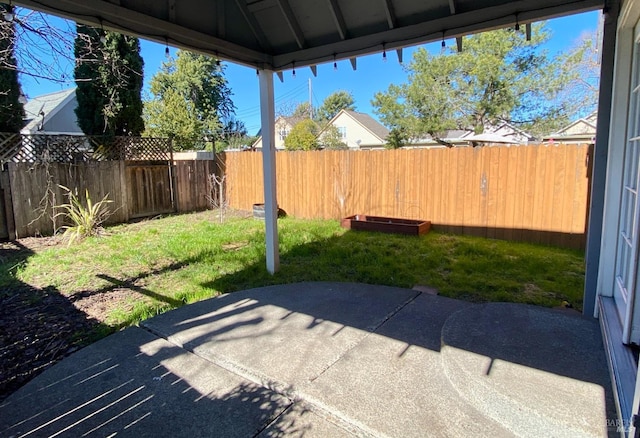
[273,0,603,69]
[448,0,456,14]
[217,0,226,38]
[276,0,306,49]
[233,0,271,51]
[17,0,271,67]
[327,0,348,40]
[17,0,604,71]
[382,0,397,29]
[247,0,276,12]
[168,0,175,22]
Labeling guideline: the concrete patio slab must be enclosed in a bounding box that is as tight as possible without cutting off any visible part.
[441,303,614,438]
[300,293,512,437]
[0,282,615,438]
[257,402,357,437]
[0,327,291,438]
[142,282,419,389]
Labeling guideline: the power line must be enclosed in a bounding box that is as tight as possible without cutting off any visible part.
[234,82,309,119]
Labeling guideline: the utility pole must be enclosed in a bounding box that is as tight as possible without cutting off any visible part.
[308,77,313,120]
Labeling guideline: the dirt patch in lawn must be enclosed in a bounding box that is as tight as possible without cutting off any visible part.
[0,282,106,403]
[71,287,151,322]
[0,237,138,403]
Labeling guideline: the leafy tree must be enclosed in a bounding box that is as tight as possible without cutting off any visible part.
[372,23,584,140]
[318,125,348,150]
[284,119,319,150]
[555,31,600,120]
[144,50,234,150]
[217,117,252,151]
[317,91,355,123]
[74,24,144,135]
[292,101,313,119]
[277,100,313,119]
[0,3,24,132]
[385,127,408,149]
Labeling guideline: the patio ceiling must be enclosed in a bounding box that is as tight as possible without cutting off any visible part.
[18,0,604,71]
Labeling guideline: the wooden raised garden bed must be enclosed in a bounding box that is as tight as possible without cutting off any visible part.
[341,215,431,236]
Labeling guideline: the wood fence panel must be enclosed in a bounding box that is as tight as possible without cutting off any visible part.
[221,145,590,249]
[522,145,538,243]
[4,159,216,238]
[7,162,126,238]
[174,160,214,213]
[126,163,174,218]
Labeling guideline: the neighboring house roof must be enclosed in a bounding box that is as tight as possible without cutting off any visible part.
[253,110,389,149]
[251,116,303,149]
[490,122,536,141]
[584,111,598,126]
[544,111,597,142]
[340,110,389,142]
[465,133,519,144]
[410,123,533,147]
[22,88,78,133]
[315,109,388,149]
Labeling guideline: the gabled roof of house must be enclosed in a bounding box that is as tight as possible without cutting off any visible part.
[490,122,536,140]
[554,117,597,136]
[584,111,598,125]
[544,111,598,141]
[318,109,389,143]
[252,115,309,148]
[342,110,389,141]
[23,88,77,133]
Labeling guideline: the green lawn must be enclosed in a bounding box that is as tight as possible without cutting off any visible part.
[3,210,585,329]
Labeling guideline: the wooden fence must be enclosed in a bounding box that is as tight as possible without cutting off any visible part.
[220,144,592,249]
[0,159,216,238]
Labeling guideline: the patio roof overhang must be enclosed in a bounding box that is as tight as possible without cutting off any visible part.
[17,0,604,71]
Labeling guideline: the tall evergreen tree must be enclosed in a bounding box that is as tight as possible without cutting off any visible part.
[144,50,235,149]
[0,3,24,132]
[74,24,144,135]
[316,91,356,123]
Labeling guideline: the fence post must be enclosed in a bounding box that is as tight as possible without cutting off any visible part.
[0,163,16,239]
[169,138,179,213]
[119,159,130,222]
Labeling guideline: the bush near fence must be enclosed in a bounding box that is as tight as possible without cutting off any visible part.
[220,144,592,250]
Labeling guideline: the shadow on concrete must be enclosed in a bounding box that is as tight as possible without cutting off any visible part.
[0,328,310,437]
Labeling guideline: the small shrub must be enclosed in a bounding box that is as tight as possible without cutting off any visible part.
[55,186,113,245]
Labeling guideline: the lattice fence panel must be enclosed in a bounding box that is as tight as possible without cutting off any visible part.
[116,137,172,161]
[0,133,21,162]
[0,134,172,163]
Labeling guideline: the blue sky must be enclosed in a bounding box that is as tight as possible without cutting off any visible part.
[20,10,600,136]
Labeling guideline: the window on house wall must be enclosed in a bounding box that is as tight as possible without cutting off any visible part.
[337,126,347,138]
[278,129,290,141]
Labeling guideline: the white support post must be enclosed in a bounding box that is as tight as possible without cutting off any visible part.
[258,69,280,274]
